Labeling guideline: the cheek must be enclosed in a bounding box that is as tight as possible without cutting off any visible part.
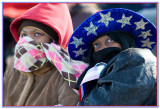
[93,48,98,52]
[109,42,122,49]
[34,37,50,43]
[41,37,50,43]
[113,43,122,49]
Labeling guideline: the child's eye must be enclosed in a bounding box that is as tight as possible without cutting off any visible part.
[21,34,27,37]
[107,38,113,42]
[34,33,42,37]
[94,43,100,48]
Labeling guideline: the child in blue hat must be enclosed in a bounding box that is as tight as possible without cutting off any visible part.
[68,8,156,105]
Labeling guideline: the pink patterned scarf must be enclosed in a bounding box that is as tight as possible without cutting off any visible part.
[14,36,88,88]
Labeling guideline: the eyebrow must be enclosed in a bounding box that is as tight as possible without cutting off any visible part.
[21,29,38,33]
[21,30,25,32]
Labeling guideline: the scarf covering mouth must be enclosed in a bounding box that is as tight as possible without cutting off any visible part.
[92,47,122,64]
[14,36,88,88]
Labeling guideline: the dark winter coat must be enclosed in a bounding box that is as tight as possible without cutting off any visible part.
[78,48,157,105]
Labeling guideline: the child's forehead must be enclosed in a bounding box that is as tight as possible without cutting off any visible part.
[19,26,51,39]
[93,35,111,42]
[20,26,44,32]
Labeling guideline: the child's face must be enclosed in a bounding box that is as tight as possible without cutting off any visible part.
[20,26,50,43]
[92,35,122,52]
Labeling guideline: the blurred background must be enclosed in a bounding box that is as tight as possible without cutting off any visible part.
[3,3,157,72]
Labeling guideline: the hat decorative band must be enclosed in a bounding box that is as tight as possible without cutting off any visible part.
[68,8,156,61]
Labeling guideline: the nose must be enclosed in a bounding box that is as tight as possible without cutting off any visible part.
[27,35,34,40]
[99,44,108,51]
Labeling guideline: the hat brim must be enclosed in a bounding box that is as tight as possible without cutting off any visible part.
[68,8,156,61]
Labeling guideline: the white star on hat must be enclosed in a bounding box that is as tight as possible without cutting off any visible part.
[70,36,84,48]
[98,12,114,27]
[138,30,152,39]
[141,38,155,48]
[134,19,148,30]
[117,13,133,28]
[84,22,98,36]
[73,48,87,57]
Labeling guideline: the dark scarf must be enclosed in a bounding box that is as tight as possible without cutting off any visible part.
[92,47,122,65]
[76,47,122,89]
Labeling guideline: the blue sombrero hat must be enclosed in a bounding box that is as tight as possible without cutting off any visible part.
[68,8,156,61]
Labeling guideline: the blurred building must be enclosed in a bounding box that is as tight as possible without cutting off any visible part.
[67,3,100,30]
